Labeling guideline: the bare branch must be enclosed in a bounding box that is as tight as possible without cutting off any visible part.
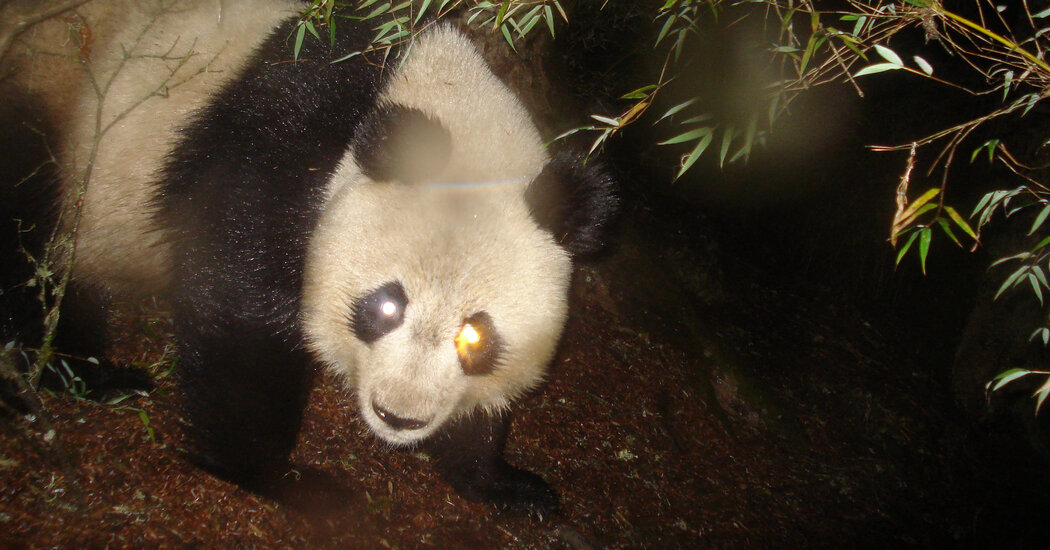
[0,0,91,61]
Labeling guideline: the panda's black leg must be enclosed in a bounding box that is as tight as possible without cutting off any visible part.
[175,318,315,491]
[41,283,154,401]
[425,409,559,519]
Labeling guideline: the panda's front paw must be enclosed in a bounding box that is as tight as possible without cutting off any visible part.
[454,463,558,520]
[487,465,560,521]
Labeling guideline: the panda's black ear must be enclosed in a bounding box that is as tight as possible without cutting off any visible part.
[525,146,619,259]
[354,104,452,184]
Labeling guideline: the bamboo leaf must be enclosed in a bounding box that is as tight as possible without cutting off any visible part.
[1035,379,1050,413]
[990,252,1032,268]
[994,266,1028,300]
[918,227,932,275]
[415,0,433,24]
[675,132,714,180]
[656,98,699,123]
[987,368,1031,391]
[1033,265,1049,290]
[655,15,676,46]
[913,55,933,75]
[719,125,734,167]
[658,126,712,146]
[944,206,977,241]
[896,230,920,267]
[494,0,511,28]
[1029,204,1050,235]
[590,114,620,127]
[622,85,658,100]
[294,23,307,60]
[936,218,962,247]
[500,23,516,51]
[363,2,391,19]
[897,188,941,225]
[854,62,902,77]
[874,44,904,66]
[1030,272,1044,305]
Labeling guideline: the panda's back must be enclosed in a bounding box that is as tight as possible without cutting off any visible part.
[11,0,298,295]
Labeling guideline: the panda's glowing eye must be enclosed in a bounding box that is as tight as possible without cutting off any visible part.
[455,312,502,376]
[351,281,408,344]
[455,323,482,351]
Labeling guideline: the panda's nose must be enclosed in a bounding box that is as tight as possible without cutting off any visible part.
[372,400,430,431]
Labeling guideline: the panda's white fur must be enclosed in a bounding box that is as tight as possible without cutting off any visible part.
[303,26,570,444]
[30,0,296,294]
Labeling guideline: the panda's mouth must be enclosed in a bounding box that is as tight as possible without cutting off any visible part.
[370,398,432,432]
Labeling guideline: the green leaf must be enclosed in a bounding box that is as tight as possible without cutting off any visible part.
[494,0,511,28]
[918,227,932,275]
[590,114,620,127]
[1035,379,1050,413]
[517,8,543,38]
[1034,265,1049,290]
[903,0,928,6]
[970,139,999,163]
[719,125,734,167]
[897,187,941,226]
[656,98,699,124]
[854,62,902,77]
[1030,327,1050,346]
[545,5,555,37]
[1030,272,1045,305]
[363,2,391,19]
[987,368,1031,391]
[415,0,433,24]
[936,217,962,247]
[994,266,1028,300]
[943,206,977,241]
[294,23,307,60]
[330,50,363,64]
[913,55,933,75]
[658,126,713,146]
[675,132,714,180]
[500,23,517,51]
[1030,204,1050,235]
[621,85,658,100]
[655,14,676,46]
[990,251,1033,268]
[304,20,320,40]
[896,230,919,267]
[874,44,903,66]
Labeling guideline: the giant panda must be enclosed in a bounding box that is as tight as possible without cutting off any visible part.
[0,0,617,515]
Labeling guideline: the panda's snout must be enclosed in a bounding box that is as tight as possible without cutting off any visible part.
[371,400,430,431]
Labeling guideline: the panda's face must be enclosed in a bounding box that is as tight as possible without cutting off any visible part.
[303,181,571,444]
[302,24,577,445]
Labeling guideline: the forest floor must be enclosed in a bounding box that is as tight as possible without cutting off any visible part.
[2,205,1048,549]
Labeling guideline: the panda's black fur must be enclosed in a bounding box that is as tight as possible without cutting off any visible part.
[0,2,618,517]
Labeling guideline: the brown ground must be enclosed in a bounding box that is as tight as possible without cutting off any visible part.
[0,207,1044,549]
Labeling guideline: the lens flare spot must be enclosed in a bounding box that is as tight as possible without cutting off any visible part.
[380,301,398,317]
[455,323,481,359]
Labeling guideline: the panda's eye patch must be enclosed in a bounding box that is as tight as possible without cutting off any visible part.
[351,281,408,344]
[455,311,502,376]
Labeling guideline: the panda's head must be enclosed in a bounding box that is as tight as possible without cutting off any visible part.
[302,25,616,445]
